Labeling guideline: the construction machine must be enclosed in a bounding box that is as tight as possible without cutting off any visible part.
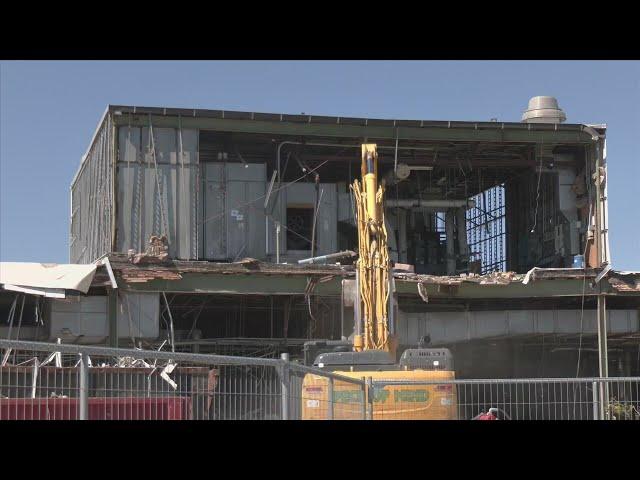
[301,144,458,420]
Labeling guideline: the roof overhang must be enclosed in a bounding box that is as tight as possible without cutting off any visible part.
[108,104,601,145]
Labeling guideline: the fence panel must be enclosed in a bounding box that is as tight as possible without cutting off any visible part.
[371,378,640,420]
[3,340,638,420]
[0,339,365,420]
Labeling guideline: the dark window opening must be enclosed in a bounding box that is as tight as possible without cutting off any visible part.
[286,206,314,251]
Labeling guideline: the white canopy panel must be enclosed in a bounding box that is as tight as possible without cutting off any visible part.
[0,262,97,295]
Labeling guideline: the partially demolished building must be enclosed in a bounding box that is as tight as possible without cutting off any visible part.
[2,97,639,379]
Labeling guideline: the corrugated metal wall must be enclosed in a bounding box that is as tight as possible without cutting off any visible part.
[202,163,266,260]
[70,114,114,264]
[397,309,640,346]
[116,124,200,259]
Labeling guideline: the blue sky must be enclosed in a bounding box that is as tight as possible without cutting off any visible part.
[1,61,638,270]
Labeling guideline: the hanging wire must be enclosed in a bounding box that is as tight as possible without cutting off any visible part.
[199,159,329,228]
[148,115,170,238]
[530,147,544,233]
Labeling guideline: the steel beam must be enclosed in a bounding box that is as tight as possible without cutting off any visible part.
[120,273,343,296]
[394,278,604,299]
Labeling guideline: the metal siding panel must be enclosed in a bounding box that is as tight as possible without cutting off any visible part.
[397,312,409,344]
[399,309,638,345]
[426,313,448,344]
[117,127,198,259]
[608,309,629,333]
[535,310,555,334]
[142,156,158,246]
[247,180,266,259]
[204,181,225,259]
[506,310,534,335]
[227,163,265,182]
[72,117,113,263]
[202,163,266,260]
[153,128,178,257]
[116,126,142,253]
[266,192,285,257]
[442,312,469,343]
[204,163,224,182]
[474,311,506,338]
[49,296,108,340]
[556,310,580,333]
[407,313,420,343]
[177,129,198,259]
[226,181,247,260]
[117,292,160,339]
[317,183,337,255]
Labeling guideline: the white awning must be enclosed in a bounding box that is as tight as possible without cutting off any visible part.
[0,262,97,296]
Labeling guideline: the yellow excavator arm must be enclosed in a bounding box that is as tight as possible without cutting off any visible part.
[351,144,396,355]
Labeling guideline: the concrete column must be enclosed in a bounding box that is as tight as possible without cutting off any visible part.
[445,210,456,275]
[398,209,408,264]
[456,208,469,259]
[108,289,118,348]
[596,294,609,419]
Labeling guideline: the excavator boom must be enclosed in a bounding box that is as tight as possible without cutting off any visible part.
[351,144,395,354]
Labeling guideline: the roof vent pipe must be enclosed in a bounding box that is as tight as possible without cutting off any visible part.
[522,96,567,124]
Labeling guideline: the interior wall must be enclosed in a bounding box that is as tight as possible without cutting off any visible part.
[449,338,640,379]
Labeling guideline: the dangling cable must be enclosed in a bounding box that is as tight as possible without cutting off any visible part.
[530,148,543,233]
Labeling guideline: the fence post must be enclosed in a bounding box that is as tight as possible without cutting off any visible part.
[361,377,367,420]
[592,381,599,420]
[600,382,608,420]
[366,377,374,420]
[280,353,289,420]
[79,353,89,420]
[327,377,334,420]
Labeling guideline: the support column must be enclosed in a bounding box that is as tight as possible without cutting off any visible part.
[445,210,456,275]
[597,294,608,378]
[398,209,408,264]
[108,289,118,348]
[280,353,290,420]
[596,294,608,419]
[78,353,89,420]
[456,207,469,260]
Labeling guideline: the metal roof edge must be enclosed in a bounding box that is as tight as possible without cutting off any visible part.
[106,104,591,132]
[70,106,110,189]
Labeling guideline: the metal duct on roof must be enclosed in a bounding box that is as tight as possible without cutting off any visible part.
[522,96,567,124]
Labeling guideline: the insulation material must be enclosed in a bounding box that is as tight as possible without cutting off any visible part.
[116,125,200,260]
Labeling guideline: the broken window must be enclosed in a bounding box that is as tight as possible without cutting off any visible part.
[466,185,507,274]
